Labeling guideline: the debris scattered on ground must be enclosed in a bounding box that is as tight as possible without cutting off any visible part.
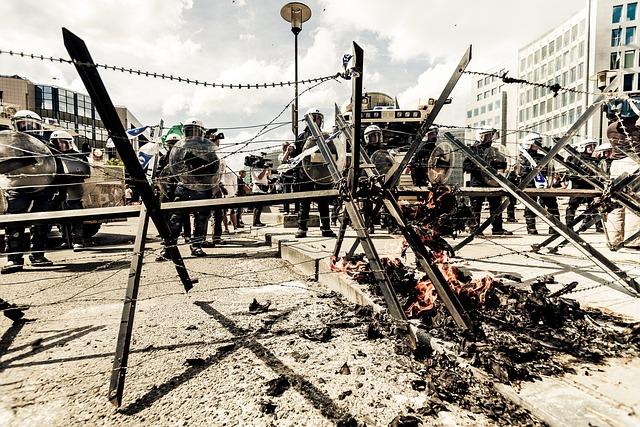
[248,298,271,314]
[339,362,351,375]
[265,375,290,397]
[184,357,206,367]
[300,325,332,342]
[388,414,423,427]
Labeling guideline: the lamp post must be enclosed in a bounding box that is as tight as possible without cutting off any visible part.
[280,2,311,139]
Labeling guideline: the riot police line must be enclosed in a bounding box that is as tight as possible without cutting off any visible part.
[2,99,640,277]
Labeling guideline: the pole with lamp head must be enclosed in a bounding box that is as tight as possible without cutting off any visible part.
[280,2,311,139]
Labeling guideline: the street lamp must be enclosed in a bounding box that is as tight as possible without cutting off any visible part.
[280,2,312,139]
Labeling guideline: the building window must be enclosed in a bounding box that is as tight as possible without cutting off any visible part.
[473,108,479,116]
[519,110,525,122]
[571,24,578,41]
[556,35,562,50]
[534,50,540,63]
[484,77,490,85]
[612,28,622,46]
[481,105,486,114]
[613,5,623,23]
[579,19,586,35]
[562,71,568,86]
[495,100,501,109]
[477,94,482,101]
[626,26,636,44]
[547,98,553,113]
[570,66,577,83]
[624,73,634,91]
[611,51,621,69]
[540,101,546,115]
[542,45,547,59]
[520,58,526,72]
[628,2,637,21]
[625,50,636,68]
[467,110,472,119]
[484,90,490,98]
[491,87,497,96]
[564,30,570,45]
[533,104,538,117]
[478,80,483,88]
[549,40,555,55]
[561,112,567,127]
[562,92,568,107]
[568,109,575,123]
[569,91,576,104]
[577,84,583,100]
[488,102,494,112]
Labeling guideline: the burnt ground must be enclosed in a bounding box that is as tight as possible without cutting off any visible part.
[0,221,509,427]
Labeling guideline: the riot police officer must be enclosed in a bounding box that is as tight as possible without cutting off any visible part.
[462,127,512,236]
[294,108,336,238]
[410,125,438,186]
[2,110,56,273]
[518,132,560,235]
[163,118,216,257]
[565,138,603,233]
[49,130,90,250]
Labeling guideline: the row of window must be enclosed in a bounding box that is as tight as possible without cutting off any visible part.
[610,50,640,69]
[520,71,584,107]
[469,115,502,128]
[35,85,98,120]
[476,85,504,101]
[467,100,502,118]
[524,43,584,81]
[519,20,585,72]
[522,106,584,134]
[519,89,584,123]
[611,26,636,46]
[613,3,638,24]
[476,74,501,89]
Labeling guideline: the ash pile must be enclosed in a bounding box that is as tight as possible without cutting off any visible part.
[332,186,640,425]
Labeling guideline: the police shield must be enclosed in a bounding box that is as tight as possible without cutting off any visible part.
[0,130,56,192]
[168,136,221,191]
[481,145,509,187]
[301,132,347,185]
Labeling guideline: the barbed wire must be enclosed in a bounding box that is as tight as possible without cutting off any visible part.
[464,70,597,97]
[0,48,343,89]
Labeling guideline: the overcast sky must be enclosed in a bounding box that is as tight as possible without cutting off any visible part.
[1,0,584,169]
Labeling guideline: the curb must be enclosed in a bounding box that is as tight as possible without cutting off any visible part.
[251,228,383,312]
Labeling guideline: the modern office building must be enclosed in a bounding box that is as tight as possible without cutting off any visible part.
[517,0,640,145]
[465,64,518,155]
[0,74,145,149]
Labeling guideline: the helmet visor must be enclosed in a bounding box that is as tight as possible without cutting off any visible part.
[14,118,43,133]
[184,124,203,138]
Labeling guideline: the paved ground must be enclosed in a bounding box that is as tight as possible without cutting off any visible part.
[1,203,639,426]
[0,219,498,427]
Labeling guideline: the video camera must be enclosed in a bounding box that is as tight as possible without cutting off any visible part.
[244,152,273,169]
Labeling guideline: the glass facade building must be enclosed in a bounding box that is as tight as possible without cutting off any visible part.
[34,84,109,147]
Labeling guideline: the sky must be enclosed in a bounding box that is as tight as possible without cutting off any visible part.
[1,0,585,169]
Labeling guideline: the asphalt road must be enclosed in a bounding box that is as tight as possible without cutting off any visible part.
[0,219,497,426]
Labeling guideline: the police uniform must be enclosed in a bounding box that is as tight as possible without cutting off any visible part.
[518,149,560,234]
[293,127,332,233]
[462,143,508,234]
[565,152,603,232]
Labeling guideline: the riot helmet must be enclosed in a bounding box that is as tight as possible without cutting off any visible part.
[305,107,324,129]
[183,118,205,138]
[475,126,496,146]
[50,130,75,152]
[11,110,43,135]
[520,132,542,151]
[424,125,439,143]
[576,138,597,155]
[364,124,383,146]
